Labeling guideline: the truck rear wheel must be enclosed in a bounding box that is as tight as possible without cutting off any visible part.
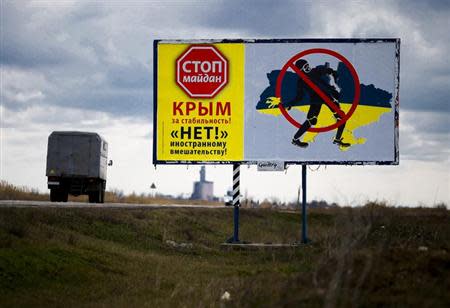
[60,190,68,202]
[50,188,68,202]
[88,190,103,203]
[88,191,98,203]
[100,188,105,203]
[88,182,105,204]
[50,189,59,202]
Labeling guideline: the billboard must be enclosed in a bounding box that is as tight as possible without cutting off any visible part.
[153,39,400,165]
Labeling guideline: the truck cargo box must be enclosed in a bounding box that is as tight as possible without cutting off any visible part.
[46,131,108,180]
[46,131,110,203]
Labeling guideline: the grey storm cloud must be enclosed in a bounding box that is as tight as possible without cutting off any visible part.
[195,0,311,36]
[1,0,449,169]
[404,110,450,136]
[1,1,449,119]
[1,1,155,116]
[395,0,450,114]
[1,2,74,68]
[398,0,450,13]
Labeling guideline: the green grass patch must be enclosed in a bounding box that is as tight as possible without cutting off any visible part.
[0,205,449,307]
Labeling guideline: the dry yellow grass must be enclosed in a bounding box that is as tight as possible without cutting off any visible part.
[0,180,49,201]
[0,180,222,205]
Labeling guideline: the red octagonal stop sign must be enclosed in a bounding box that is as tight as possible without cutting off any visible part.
[176,45,228,98]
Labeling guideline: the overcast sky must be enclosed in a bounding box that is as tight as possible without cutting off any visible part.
[1,0,449,206]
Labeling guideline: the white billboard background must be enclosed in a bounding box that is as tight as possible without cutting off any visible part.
[243,41,398,163]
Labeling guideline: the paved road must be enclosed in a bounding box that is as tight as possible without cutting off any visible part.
[0,200,228,209]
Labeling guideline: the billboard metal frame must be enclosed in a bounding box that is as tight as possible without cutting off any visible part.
[153,38,400,166]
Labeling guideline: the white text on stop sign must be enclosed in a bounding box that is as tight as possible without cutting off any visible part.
[182,61,223,74]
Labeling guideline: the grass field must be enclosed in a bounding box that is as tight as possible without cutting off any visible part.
[0,203,449,307]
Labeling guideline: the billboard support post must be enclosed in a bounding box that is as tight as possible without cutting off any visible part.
[233,203,240,243]
[229,163,240,243]
[301,165,308,244]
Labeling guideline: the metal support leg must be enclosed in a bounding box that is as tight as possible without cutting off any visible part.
[232,163,240,243]
[301,164,308,244]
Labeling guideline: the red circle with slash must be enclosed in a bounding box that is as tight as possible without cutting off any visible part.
[275,48,360,132]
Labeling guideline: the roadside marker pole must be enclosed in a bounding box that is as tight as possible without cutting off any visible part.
[301,164,308,244]
[232,163,240,243]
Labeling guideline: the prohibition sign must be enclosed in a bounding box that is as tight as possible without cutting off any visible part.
[275,48,360,133]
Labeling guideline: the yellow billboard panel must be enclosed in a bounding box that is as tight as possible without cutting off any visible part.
[156,43,245,162]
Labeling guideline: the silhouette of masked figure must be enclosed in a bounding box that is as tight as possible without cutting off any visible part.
[285,59,350,148]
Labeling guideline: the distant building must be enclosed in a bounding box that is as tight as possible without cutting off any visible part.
[191,166,214,201]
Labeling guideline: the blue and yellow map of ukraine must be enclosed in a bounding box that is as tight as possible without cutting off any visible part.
[256,62,393,150]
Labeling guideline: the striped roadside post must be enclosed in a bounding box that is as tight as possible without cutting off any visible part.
[301,164,308,244]
[233,163,240,207]
[232,163,240,242]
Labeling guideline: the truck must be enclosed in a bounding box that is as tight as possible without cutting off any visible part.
[46,131,112,203]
